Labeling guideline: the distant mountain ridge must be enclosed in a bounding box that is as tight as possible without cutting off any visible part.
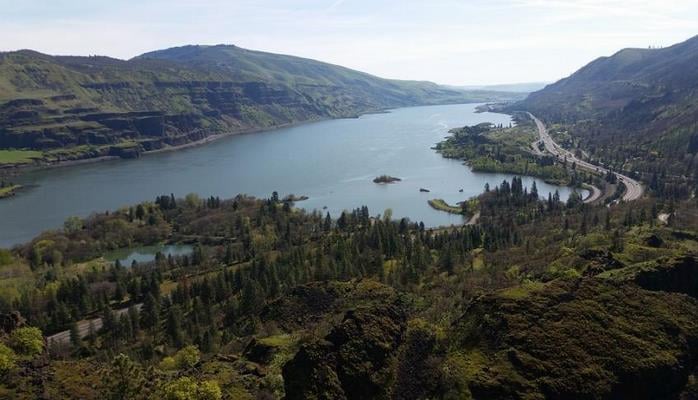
[0,44,516,165]
[136,44,469,107]
[451,82,548,93]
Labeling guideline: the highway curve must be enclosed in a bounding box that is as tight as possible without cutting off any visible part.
[528,113,643,202]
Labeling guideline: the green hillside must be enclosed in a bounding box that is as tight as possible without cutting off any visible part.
[2,183,698,398]
[513,35,698,195]
[519,35,698,121]
[0,46,518,166]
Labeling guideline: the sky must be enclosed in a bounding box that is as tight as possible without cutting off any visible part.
[1,0,696,85]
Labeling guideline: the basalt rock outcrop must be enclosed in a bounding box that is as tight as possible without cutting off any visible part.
[283,303,407,400]
[0,311,26,334]
[632,255,698,298]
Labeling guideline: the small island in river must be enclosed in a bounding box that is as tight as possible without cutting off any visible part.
[428,198,463,214]
[0,183,22,199]
[283,194,309,202]
[428,197,479,217]
[373,175,402,184]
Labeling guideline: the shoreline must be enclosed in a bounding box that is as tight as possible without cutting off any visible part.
[450,106,603,203]
[0,184,23,199]
[428,198,464,214]
[3,116,334,174]
[0,102,583,248]
[0,101,486,175]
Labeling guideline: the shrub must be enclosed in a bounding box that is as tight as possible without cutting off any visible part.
[161,377,221,400]
[104,353,150,400]
[10,326,44,356]
[197,380,223,400]
[0,249,12,266]
[0,343,16,375]
[174,345,200,369]
[63,216,83,234]
[158,356,176,371]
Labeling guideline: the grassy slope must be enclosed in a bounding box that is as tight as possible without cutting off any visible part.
[0,150,42,164]
[519,35,698,121]
[137,44,524,106]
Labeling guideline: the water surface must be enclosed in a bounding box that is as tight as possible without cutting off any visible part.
[104,244,193,266]
[0,104,581,247]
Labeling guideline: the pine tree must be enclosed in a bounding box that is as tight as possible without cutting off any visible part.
[141,294,160,331]
[119,313,133,341]
[128,306,140,335]
[240,280,263,316]
[165,305,185,347]
[201,330,214,353]
[605,211,612,231]
[104,354,152,400]
[135,204,146,220]
[69,321,82,350]
[102,305,116,334]
[87,320,97,346]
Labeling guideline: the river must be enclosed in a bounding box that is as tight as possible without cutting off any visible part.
[0,103,582,247]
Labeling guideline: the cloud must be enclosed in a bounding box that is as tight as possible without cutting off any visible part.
[327,0,346,11]
[0,0,695,84]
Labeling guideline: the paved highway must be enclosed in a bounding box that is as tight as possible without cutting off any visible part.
[582,183,603,204]
[528,113,643,202]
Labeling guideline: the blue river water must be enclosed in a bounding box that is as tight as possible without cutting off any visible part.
[0,103,582,247]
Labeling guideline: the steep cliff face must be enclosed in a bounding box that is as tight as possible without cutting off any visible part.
[0,78,329,154]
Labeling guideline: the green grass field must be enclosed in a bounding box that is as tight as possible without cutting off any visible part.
[0,149,42,164]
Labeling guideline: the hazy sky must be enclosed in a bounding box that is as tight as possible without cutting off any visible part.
[1,0,696,85]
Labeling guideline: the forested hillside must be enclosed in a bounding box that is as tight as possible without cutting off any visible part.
[0,180,697,398]
[514,35,698,196]
[0,45,516,166]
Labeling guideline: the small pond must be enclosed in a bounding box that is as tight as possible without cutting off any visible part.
[104,244,193,266]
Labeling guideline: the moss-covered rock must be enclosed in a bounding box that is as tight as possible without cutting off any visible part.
[282,340,345,400]
[633,256,698,298]
[577,249,625,275]
[261,280,402,331]
[452,278,698,400]
[392,319,445,400]
[243,337,281,365]
[283,302,407,400]
[599,255,698,298]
